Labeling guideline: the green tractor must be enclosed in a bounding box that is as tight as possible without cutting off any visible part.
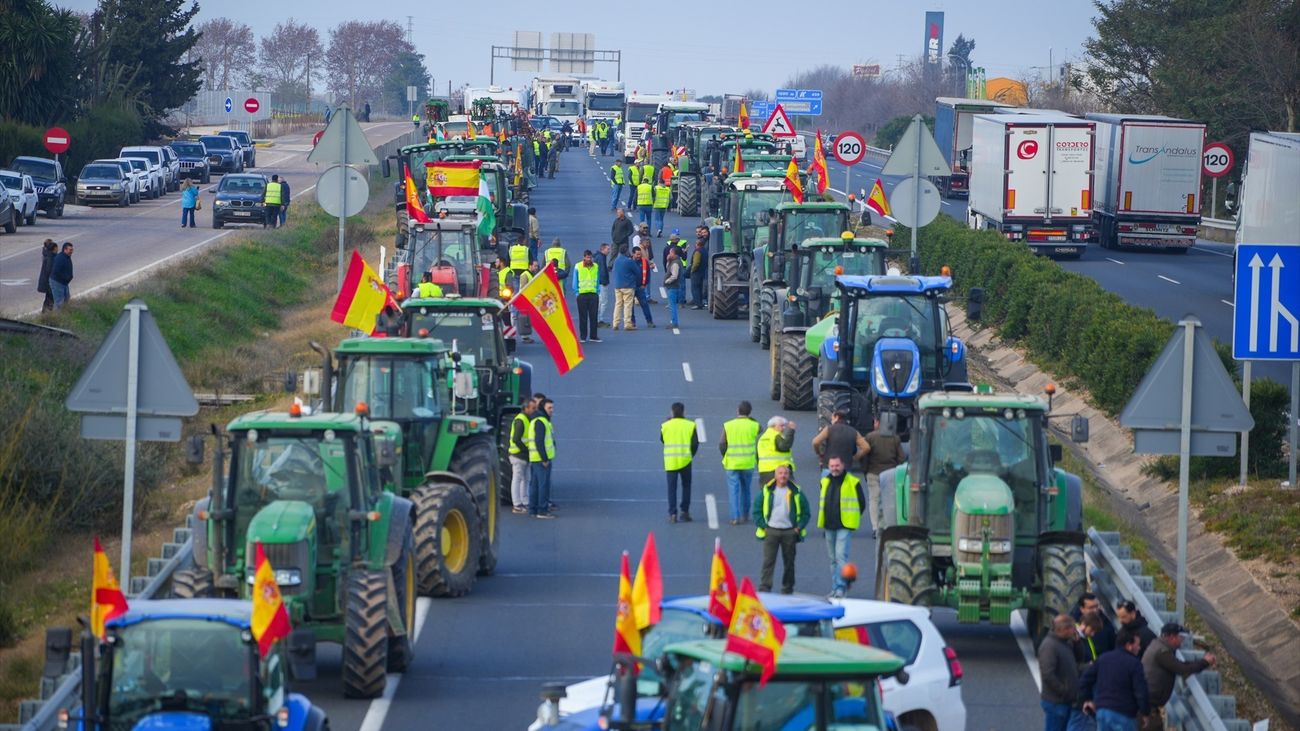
[669,122,732,217]
[175,410,417,698]
[705,169,801,320]
[874,388,1091,641]
[380,141,511,249]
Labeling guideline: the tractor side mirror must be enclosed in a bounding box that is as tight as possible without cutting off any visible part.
[44,627,73,680]
[1071,414,1090,443]
[1050,443,1064,464]
[505,337,517,355]
[286,628,318,680]
[967,287,985,322]
[1223,181,1238,213]
[185,434,205,465]
[375,438,398,468]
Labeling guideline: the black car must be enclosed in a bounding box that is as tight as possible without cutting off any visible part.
[9,155,66,218]
[170,141,211,183]
[199,135,243,174]
[210,173,269,228]
[218,130,256,168]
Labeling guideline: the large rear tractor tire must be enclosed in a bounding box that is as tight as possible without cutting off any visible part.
[676,175,699,216]
[759,299,772,350]
[411,482,481,597]
[450,435,500,577]
[386,531,417,673]
[1034,543,1087,643]
[171,568,214,598]
[342,570,388,698]
[710,257,740,320]
[876,537,935,606]
[769,331,782,401]
[780,333,817,411]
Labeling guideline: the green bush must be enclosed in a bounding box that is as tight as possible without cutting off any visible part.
[0,121,46,167]
[0,99,143,179]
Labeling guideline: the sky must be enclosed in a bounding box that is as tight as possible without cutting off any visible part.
[55,0,1102,96]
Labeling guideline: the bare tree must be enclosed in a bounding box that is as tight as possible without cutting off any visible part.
[259,19,322,107]
[191,18,255,91]
[324,20,408,110]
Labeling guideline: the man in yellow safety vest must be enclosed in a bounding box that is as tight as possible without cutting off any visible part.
[263,175,283,229]
[636,178,654,227]
[609,160,625,210]
[528,398,556,519]
[571,249,601,342]
[415,271,443,298]
[757,415,798,486]
[660,402,699,523]
[652,179,671,237]
[627,161,641,210]
[509,398,537,513]
[819,455,866,598]
[718,401,760,525]
[754,464,810,594]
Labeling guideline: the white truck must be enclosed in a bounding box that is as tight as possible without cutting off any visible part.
[968,113,1096,258]
[933,97,1011,197]
[580,79,625,128]
[1086,114,1206,252]
[1233,131,1300,246]
[622,92,678,160]
[530,76,583,129]
[464,85,528,116]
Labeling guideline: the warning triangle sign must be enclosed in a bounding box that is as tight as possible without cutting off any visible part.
[762,104,797,138]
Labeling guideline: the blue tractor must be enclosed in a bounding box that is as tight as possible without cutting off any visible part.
[56,598,328,730]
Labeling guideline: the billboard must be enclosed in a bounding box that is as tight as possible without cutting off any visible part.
[924,11,944,65]
[852,64,882,78]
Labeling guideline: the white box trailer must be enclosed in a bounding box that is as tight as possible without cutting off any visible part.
[968,113,1097,257]
[1086,114,1205,251]
[1235,131,1300,246]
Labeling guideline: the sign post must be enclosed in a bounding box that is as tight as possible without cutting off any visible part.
[832,131,866,204]
[880,115,948,271]
[307,106,378,289]
[1202,141,1234,217]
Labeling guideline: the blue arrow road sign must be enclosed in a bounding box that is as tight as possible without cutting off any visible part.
[224,97,233,113]
[1234,244,1300,361]
[775,88,823,101]
[749,101,775,120]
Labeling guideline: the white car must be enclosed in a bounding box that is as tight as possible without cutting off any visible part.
[121,146,177,192]
[0,171,40,226]
[121,156,162,199]
[96,159,146,204]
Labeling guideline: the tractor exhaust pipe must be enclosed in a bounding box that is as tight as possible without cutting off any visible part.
[309,341,333,412]
[209,423,228,587]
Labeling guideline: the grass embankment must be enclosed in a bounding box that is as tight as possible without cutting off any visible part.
[0,182,394,723]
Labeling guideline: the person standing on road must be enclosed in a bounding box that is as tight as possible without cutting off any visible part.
[631,246,655,328]
[1079,629,1151,731]
[528,207,541,263]
[263,174,283,229]
[544,238,569,279]
[636,175,653,225]
[49,242,73,309]
[609,160,625,210]
[278,177,291,226]
[180,179,199,228]
[689,237,708,309]
[611,245,638,331]
[812,409,869,475]
[662,230,685,269]
[1070,612,1105,731]
[863,417,904,535]
[1115,601,1157,658]
[1142,623,1215,731]
[1040,614,1082,731]
[509,399,537,513]
[719,401,760,525]
[1072,592,1117,656]
[572,249,601,342]
[652,178,671,237]
[753,464,810,594]
[757,415,797,486]
[662,245,684,328]
[627,160,641,210]
[36,239,56,312]
[528,398,557,519]
[596,242,612,326]
[611,208,633,251]
[661,403,700,523]
[818,456,865,598]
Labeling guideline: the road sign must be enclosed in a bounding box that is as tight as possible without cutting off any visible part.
[774,100,823,115]
[316,164,369,218]
[887,176,941,228]
[224,97,233,113]
[308,106,378,166]
[761,104,797,138]
[749,101,775,122]
[832,131,866,166]
[1202,141,1234,178]
[244,97,260,114]
[880,116,949,177]
[43,127,70,154]
[1233,244,1300,361]
[775,88,823,101]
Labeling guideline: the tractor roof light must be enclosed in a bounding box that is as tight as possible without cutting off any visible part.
[834,265,844,275]
[355,401,369,417]
[1045,382,1057,396]
[954,407,965,419]
[941,265,952,277]
[841,231,854,240]
[288,403,302,418]
[417,328,431,337]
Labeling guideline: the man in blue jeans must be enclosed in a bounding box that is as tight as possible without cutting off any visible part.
[528,399,557,519]
[818,456,865,598]
[718,401,759,525]
[1038,614,1080,731]
[1079,629,1151,731]
[631,246,654,328]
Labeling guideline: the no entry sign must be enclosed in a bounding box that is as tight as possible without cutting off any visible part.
[44,127,71,154]
[244,97,261,114]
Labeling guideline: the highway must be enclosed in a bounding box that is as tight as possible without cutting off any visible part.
[0,121,414,319]
[294,147,1043,730]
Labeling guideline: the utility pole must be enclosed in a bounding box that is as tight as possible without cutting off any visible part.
[406,16,414,46]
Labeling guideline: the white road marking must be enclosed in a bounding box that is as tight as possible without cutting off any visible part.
[1157,275,1181,285]
[705,494,719,529]
[1010,610,1042,692]
[682,362,693,382]
[357,597,431,731]
[0,278,30,286]
[1105,257,1125,265]
[1222,299,1234,307]
[672,327,680,335]
[1192,246,1233,258]
[694,418,706,443]
[76,231,232,300]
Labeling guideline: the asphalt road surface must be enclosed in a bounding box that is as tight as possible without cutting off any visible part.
[0,121,413,318]
[297,145,1044,730]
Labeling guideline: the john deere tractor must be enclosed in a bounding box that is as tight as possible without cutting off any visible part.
[669,122,731,217]
[875,387,1091,642]
[706,170,801,320]
[751,201,852,353]
[174,410,417,699]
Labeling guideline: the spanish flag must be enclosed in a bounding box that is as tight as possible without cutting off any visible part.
[331,250,397,333]
[783,158,804,204]
[511,262,583,374]
[91,537,128,640]
[725,577,786,686]
[426,160,481,197]
[810,129,830,195]
[631,532,662,630]
[738,101,749,130]
[866,177,892,218]
[733,143,745,173]
[250,543,292,657]
[707,538,738,626]
[405,164,431,224]
[613,551,641,655]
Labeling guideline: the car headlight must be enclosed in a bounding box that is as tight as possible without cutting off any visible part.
[958,538,1012,554]
[111,183,122,191]
[214,199,227,207]
[246,568,302,586]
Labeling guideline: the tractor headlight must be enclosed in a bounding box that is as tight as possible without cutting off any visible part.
[874,364,890,394]
[246,568,303,586]
[905,367,920,394]
[957,538,1012,554]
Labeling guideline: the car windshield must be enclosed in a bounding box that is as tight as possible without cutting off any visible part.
[407,310,499,367]
[202,136,234,150]
[220,177,265,194]
[125,150,161,163]
[81,165,121,179]
[106,619,253,725]
[586,94,625,112]
[172,143,204,155]
[544,101,580,116]
[221,132,250,143]
[528,117,557,131]
[127,159,147,171]
[0,175,22,190]
[923,411,1043,530]
[10,159,55,180]
[663,660,882,731]
[782,211,847,248]
[442,122,469,137]
[232,434,351,514]
[338,357,439,421]
[850,293,945,379]
[802,248,885,289]
[410,229,477,289]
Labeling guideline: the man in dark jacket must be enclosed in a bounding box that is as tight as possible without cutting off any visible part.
[49,241,74,309]
[1115,601,1157,658]
[1072,592,1117,655]
[811,409,870,472]
[611,208,633,250]
[1142,623,1215,731]
[1039,614,1081,731]
[753,464,810,594]
[863,416,905,535]
[611,246,639,330]
[596,242,612,326]
[37,239,56,311]
[689,237,708,309]
[1079,629,1151,731]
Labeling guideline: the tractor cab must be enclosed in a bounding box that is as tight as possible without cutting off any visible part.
[719,171,798,253]
[397,299,531,405]
[392,218,488,298]
[762,202,852,278]
[782,235,888,330]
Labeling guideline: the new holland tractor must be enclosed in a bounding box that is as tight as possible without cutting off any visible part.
[874,387,1091,642]
[174,410,417,698]
[705,169,801,320]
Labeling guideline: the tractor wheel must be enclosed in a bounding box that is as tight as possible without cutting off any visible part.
[748,284,762,341]
[386,530,416,673]
[651,147,668,169]
[769,331,782,401]
[342,570,388,698]
[710,257,740,320]
[1034,543,1087,643]
[676,175,699,216]
[780,333,817,411]
[411,482,481,597]
[876,537,935,606]
[450,435,500,577]
[759,300,771,350]
[171,568,214,598]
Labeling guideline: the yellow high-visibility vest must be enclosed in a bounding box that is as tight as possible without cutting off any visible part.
[636,182,653,206]
[756,484,807,540]
[528,416,555,462]
[544,246,568,269]
[264,181,283,205]
[757,428,795,474]
[817,473,863,530]
[661,417,696,471]
[508,412,531,455]
[575,262,599,294]
[629,165,641,186]
[416,281,443,298]
[721,417,760,471]
[509,244,529,271]
[611,165,625,185]
[653,184,670,209]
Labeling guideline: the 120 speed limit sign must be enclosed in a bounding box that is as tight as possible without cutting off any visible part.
[833,131,867,166]
[1202,141,1234,178]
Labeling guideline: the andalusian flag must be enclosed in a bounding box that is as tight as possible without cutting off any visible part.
[510,262,583,374]
[426,160,481,197]
[866,177,892,218]
[725,577,787,686]
[783,158,804,204]
[405,164,431,224]
[613,551,641,655]
[810,128,830,195]
[476,175,496,238]
[91,537,128,640]
[631,532,663,630]
[707,538,738,626]
[331,250,397,333]
[738,101,749,130]
[250,543,292,657]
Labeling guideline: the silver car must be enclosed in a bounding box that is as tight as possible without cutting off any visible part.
[76,162,130,206]
[95,159,144,204]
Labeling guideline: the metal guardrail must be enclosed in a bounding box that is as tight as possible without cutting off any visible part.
[1086,528,1247,731]
[1201,216,1236,232]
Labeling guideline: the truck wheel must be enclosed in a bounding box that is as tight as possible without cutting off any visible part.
[876,537,935,605]
[171,568,214,598]
[676,175,699,216]
[710,257,740,320]
[342,570,388,698]
[769,330,782,401]
[411,482,481,597]
[780,333,817,411]
[386,531,416,672]
[449,435,500,577]
[1034,543,1086,643]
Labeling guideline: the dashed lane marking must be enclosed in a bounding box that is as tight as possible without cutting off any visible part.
[705,494,719,529]
[682,362,693,382]
[1157,275,1181,285]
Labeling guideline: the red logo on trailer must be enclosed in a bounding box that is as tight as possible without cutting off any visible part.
[244,98,260,114]
[1016,140,1039,159]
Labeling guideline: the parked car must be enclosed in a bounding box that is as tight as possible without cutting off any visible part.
[121,145,177,192]
[160,145,181,189]
[0,170,40,225]
[218,129,256,167]
[121,156,162,199]
[8,155,65,217]
[75,162,130,206]
[200,135,243,174]
[0,185,16,233]
[95,159,144,203]
[170,140,211,183]
[211,172,269,228]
